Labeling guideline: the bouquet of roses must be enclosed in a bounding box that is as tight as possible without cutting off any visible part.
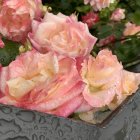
[0,0,139,124]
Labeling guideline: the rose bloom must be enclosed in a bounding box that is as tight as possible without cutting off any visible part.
[0,0,43,42]
[123,22,140,36]
[81,49,140,108]
[110,8,125,21]
[84,0,115,11]
[0,50,59,97]
[108,70,140,110]
[81,12,99,28]
[0,50,84,117]
[29,12,97,58]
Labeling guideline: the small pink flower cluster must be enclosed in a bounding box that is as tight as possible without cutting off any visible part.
[111,8,125,21]
[81,12,99,28]
[84,0,115,11]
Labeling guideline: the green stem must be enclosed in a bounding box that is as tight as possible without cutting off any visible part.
[124,59,140,68]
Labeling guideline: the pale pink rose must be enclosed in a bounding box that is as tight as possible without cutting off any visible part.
[108,70,140,110]
[110,8,125,21]
[81,49,123,108]
[0,50,84,117]
[122,70,140,95]
[123,22,140,36]
[0,50,58,99]
[81,49,140,108]
[29,12,97,58]
[84,0,115,11]
[27,57,84,117]
[0,0,43,42]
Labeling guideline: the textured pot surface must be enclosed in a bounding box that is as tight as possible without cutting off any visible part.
[0,90,139,140]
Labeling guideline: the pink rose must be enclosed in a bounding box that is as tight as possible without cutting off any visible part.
[81,12,99,28]
[29,12,97,58]
[26,57,84,117]
[108,70,140,110]
[81,49,140,108]
[123,22,140,36]
[110,8,125,21]
[0,0,43,42]
[122,70,140,95]
[0,50,59,98]
[84,0,115,11]
[81,49,123,108]
[0,50,84,117]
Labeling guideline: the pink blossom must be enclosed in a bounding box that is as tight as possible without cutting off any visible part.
[108,70,140,110]
[0,0,43,42]
[29,12,97,58]
[122,70,140,95]
[84,0,115,11]
[81,50,123,107]
[110,8,125,21]
[0,50,84,117]
[8,50,59,99]
[123,22,140,36]
[81,49,140,108]
[26,57,84,117]
[82,12,99,28]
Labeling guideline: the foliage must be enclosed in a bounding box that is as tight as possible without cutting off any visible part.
[0,38,20,66]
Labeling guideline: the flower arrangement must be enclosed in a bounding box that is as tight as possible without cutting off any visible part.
[0,0,139,124]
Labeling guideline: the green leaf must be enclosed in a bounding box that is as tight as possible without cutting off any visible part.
[76,5,91,13]
[113,37,140,65]
[99,8,111,20]
[113,23,125,39]
[97,25,113,39]
[127,10,140,25]
[109,0,118,11]
[96,22,125,39]
[0,39,20,66]
[136,0,140,6]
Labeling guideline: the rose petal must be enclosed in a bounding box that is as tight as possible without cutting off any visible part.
[52,95,84,117]
[28,82,84,111]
